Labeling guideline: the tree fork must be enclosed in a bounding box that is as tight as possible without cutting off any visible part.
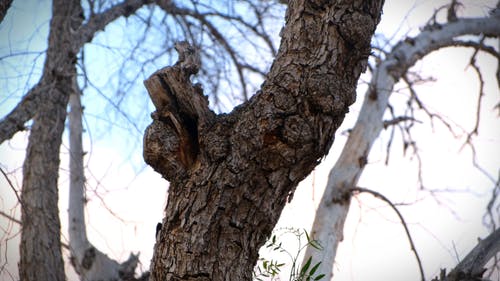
[144,1,384,280]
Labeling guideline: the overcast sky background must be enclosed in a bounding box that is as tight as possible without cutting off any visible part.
[0,0,499,280]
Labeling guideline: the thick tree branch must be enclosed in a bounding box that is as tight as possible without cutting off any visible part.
[0,82,48,144]
[451,228,500,278]
[432,228,500,281]
[74,0,153,50]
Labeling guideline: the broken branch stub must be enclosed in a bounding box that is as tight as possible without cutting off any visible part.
[143,42,214,181]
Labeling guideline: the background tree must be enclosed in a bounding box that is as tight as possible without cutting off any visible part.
[0,0,284,279]
[301,2,500,280]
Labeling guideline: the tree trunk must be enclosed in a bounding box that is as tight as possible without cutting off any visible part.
[68,77,90,277]
[302,13,500,280]
[68,75,142,281]
[19,0,83,280]
[144,1,384,280]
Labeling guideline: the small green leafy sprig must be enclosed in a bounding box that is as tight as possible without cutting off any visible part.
[253,228,325,281]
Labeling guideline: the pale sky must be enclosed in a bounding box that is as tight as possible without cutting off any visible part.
[0,1,499,280]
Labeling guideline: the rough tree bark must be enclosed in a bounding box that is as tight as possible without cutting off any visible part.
[302,11,500,280]
[19,0,84,280]
[143,0,384,280]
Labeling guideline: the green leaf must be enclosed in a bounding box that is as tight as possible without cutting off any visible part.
[310,240,322,250]
[310,261,322,276]
[300,256,312,275]
[314,274,325,280]
[304,229,311,242]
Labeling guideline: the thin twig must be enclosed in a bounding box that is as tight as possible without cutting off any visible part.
[0,210,20,225]
[383,116,422,129]
[0,167,22,205]
[350,186,425,281]
[384,103,396,165]
[0,210,69,250]
[461,38,485,152]
[483,170,499,231]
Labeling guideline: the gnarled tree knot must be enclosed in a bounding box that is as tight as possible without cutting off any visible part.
[143,41,214,180]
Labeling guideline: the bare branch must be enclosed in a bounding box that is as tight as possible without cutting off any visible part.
[0,81,54,144]
[383,116,422,129]
[446,0,461,22]
[0,210,20,225]
[401,73,449,134]
[0,167,22,205]
[350,187,425,281]
[483,171,500,231]
[460,38,487,154]
[453,41,500,60]
[155,0,277,102]
[0,1,151,145]
[75,0,153,50]
[497,32,500,93]
[432,228,500,281]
